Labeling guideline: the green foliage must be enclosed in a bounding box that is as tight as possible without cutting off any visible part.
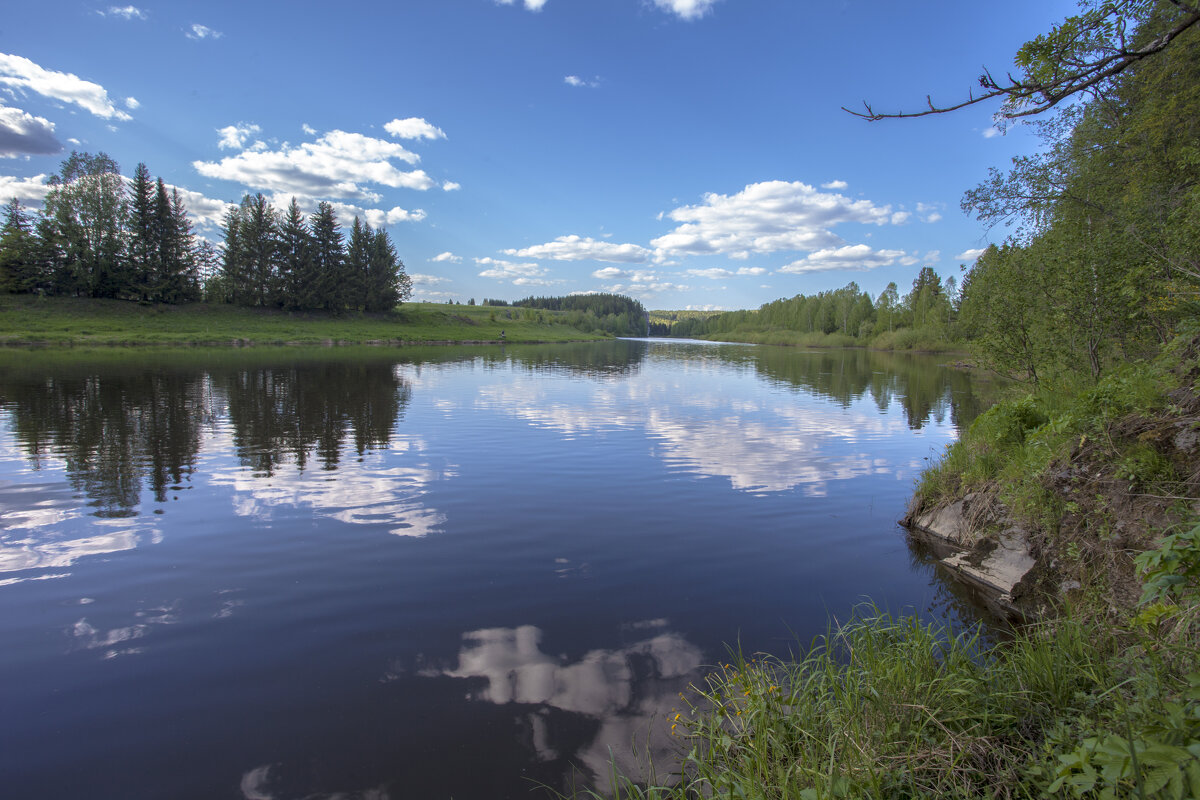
[570,602,1200,800]
[1136,521,1200,606]
[960,4,1200,383]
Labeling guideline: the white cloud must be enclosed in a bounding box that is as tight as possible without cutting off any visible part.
[778,244,912,274]
[477,257,557,286]
[651,180,894,260]
[955,247,986,262]
[442,181,461,191]
[495,0,548,10]
[983,127,1001,139]
[602,280,688,297]
[410,273,451,286]
[0,173,51,205]
[505,235,650,264]
[890,211,911,224]
[216,122,261,150]
[165,184,235,230]
[591,267,628,280]
[431,252,462,263]
[0,105,61,156]
[301,123,316,135]
[186,23,223,40]
[194,128,433,201]
[124,96,139,110]
[564,75,600,88]
[820,180,848,190]
[916,202,942,223]
[923,250,941,264]
[685,268,733,279]
[100,5,146,19]
[652,0,721,20]
[384,117,446,141]
[330,201,427,229]
[0,53,132,121]
[737,267,767,276]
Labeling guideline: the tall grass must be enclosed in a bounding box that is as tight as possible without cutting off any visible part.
[567,602,1199,800]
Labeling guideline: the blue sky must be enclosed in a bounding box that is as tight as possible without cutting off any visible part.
[0,0,1074,309]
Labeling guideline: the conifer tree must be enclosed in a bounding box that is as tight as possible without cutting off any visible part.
[278,198,314,310]
[128,162,156,299]
[0,198,39,294]
[345,217,371,311]
[309,202,344,312]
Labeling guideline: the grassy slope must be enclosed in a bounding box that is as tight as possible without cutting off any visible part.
[0,295,609,346]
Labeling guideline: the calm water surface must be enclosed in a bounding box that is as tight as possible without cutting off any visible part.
[0,340,997,799]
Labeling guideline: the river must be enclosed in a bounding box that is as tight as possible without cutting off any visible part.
[0,339,999,799]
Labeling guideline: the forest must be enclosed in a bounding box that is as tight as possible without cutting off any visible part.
[669,1,1198,383]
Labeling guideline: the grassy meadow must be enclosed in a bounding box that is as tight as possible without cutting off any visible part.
[0,295,609,346]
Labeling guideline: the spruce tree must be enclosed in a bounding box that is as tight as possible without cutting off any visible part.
[128,162,156,299]
[0,198,39,294]
[345,217,371,311]
[309,202,344,312]
[278,198,313,310]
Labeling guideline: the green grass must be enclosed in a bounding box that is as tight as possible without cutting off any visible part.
[0,295,610,346]
[567,601,1200,800]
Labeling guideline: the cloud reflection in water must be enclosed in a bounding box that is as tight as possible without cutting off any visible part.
[430,623,703,792]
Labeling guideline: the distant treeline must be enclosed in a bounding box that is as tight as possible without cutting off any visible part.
[483,292,648,336]
[0,151,412,315]
[665,268,958,350]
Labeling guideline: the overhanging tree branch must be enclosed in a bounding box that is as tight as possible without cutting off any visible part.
[845,3,1200,121]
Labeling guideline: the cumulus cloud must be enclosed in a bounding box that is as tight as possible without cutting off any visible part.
[194,128,433,202]
[686,268,733,280]
[923,250,941,264]
[983,127,1001,139]
[0,105,61,156]
[186,23,222,40]
[505,235,650,264]
[99,5,146,19]
[410,273,451,286]
[165,185,235,230]
[820,180,848,190]
[652,0,720,20]
[301,123,316,135]
[956,248,986,262]
[564,75,600,88]
[330,201,427,229]
[477,257,557,286]
[0,53,132,121]
[602,280,688,297]
[778,245,914,274]
[916,202,942,223]
[384,117,446,141]
[495,0,548,11]
[651,180,894,260]
[216,123,261,150]
[124,96,140,110]
[0,173,51,205]
[442,181,460,191]
[431,252,462,263]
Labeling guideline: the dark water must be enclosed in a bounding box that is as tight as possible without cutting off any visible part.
[0,340,999,800]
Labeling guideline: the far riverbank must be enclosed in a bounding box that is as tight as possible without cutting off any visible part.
[0,296,610,347]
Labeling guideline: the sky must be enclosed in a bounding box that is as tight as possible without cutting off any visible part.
[0,0,1076,310]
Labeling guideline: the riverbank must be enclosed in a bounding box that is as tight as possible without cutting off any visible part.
[671,328,964,353]
[0,295,610,346]
[577,334,1200,799]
